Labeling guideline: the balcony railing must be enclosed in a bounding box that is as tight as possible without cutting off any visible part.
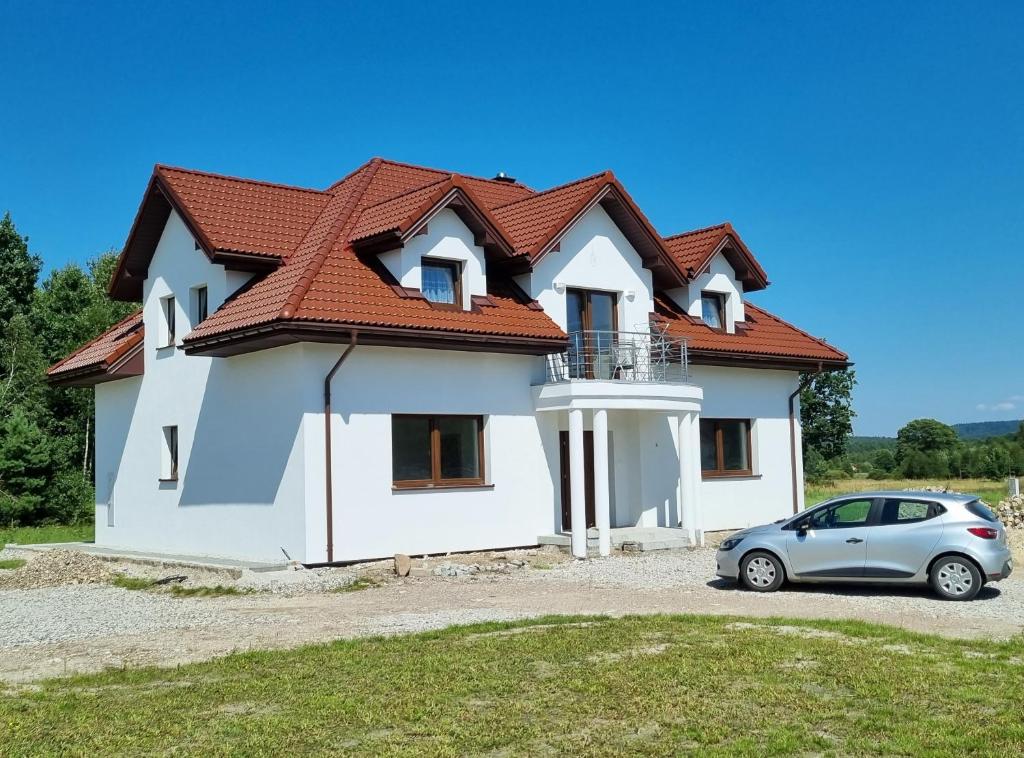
[544,327,689,384]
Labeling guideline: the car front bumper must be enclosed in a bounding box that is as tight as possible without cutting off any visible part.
[716,549,742,580]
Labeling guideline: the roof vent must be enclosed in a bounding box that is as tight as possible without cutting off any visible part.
[492,171,516,183]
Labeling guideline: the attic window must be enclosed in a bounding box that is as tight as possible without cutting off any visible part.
[421,259,461,307]
[701,292,726,329]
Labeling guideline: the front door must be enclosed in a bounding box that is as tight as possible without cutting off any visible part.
[559,431,596,531]
[785,498,874,577]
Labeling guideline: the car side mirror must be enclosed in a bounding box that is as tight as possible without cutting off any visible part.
[797,523,809,536]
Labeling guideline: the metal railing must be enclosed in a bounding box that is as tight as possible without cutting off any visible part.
[545,326,689,384]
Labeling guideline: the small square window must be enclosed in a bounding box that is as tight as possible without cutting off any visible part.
[700,419,752,476]
[392,415,484,487]
[701,292,726,329]
[161,426,178,481]
[191,285,208,325]
[421,259,461,306]
[160,295,176,347]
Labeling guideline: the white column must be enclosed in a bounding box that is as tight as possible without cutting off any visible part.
[592,408,611,557]
[688,412,705,546]
[678,413,696,545]
[568,408,587,559]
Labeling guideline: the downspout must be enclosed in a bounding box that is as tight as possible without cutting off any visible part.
[788,362,822,514]
[324,331,358,563]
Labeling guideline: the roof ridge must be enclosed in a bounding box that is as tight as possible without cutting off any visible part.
[491,170,611,210]
[360,176,453,211]
[375,157,535,190]
[47,309,143,373]
[664,222,730,240]
[154,164,328,196]
[280,159,384,319]
[743,301,847,358]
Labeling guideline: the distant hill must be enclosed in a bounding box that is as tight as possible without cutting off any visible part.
[953,420,1023,440]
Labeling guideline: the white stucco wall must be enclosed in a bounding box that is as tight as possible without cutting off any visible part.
[378,208,487,310]
[691,365,801,531]
[94,211,311,562]
[669,252,745,331]
[520,205,655,334]
[304,344,556,562]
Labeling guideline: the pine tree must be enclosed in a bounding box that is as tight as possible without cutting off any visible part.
[0,212,42,327]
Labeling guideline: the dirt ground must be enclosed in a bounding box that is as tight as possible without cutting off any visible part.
[2,544,1021,684]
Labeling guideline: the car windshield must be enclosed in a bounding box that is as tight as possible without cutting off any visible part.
[966,500,998,522]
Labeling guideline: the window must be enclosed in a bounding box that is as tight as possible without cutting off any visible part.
[392,415,484,488]
[161,426,178,481]
[700,419,752,476]
[191,285,208,325]
[160,295,176,347]
[879,499,942,525]
[701,292,726,329]
[966,500,998,522]
[805,498,873,529]
[421,259,462,306]
[566,288,618,379]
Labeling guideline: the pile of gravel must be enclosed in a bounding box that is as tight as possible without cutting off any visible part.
[0,550,113,590]
[995,495,1024,530]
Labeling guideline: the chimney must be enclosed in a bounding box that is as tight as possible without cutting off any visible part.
[492,171,516,184]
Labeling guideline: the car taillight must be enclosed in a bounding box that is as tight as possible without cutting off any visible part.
[967,527,999,539]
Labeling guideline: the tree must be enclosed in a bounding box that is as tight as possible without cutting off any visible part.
[0,407,53,525]
[895,419,959,463]
[0,212,42,328]
[870,448,896,475]
[800,369,856,460]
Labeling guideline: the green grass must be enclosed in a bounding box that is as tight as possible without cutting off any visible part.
[110,574,252,597]
[806,477,1008,507]
[333,576,380,592]
[2,615,1022,755]
[0,558,27,570]
[0,522,94,546]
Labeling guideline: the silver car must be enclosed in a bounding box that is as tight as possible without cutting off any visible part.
[716,491,1013,600]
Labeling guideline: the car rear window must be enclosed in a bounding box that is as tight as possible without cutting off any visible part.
[966,500,998,522]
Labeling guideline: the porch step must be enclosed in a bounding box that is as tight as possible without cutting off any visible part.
[537,527,693,553]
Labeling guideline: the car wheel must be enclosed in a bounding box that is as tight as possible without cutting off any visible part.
[930,557,982,601]
[740,551,785,592]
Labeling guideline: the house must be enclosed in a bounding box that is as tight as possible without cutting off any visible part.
[48,158,849,564]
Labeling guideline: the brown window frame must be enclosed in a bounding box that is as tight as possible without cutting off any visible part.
[162,295,176,347]
[160,425,179,482]
[701,418,753,478]
[193,285,208,324]
[566,287,620,379]
[700,291,726,330]
[392,414,486,489]
[420,258,463,309]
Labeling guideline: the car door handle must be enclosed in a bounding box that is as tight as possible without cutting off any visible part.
[845,538,864,544]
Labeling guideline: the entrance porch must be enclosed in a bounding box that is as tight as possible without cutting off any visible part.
[533,351,705,559]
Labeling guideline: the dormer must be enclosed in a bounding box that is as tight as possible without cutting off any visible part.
[662,222,769,334]
[377,208,487,311]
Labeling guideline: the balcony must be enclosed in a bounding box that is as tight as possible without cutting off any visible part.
[544,327,689,384]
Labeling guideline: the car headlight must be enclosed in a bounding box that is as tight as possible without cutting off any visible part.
[719,537,744,551]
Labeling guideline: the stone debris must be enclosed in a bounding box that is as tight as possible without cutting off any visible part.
[432,559,527,578]
[0,550,113,590]
[995,494,1024,530]
[393,554,412,577]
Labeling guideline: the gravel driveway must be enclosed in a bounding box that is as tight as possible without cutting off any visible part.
[2,548,1021,683]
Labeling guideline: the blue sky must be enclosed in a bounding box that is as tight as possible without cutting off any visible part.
[2,1,1021,436]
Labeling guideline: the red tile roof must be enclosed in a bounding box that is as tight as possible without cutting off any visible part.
[47,310,144,381]
[654,296,847,365]
[156,166,331,258]
[663,222,768,289]
[491,172,610,258]
[94,157,835,363]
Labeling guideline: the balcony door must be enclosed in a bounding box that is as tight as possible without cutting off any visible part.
[566,288,618,379]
